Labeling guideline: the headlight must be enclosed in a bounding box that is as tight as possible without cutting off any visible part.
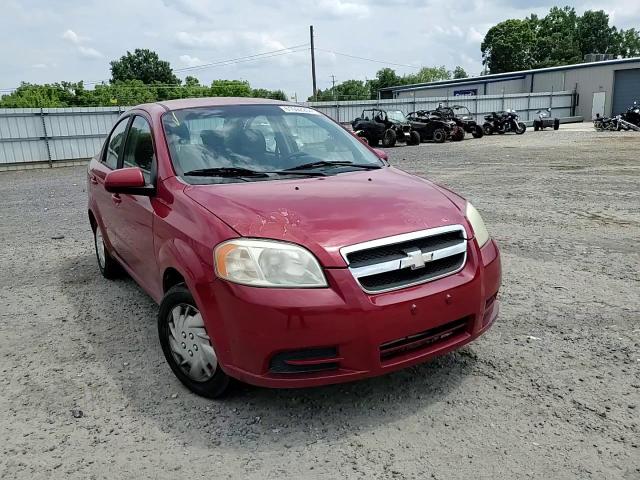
[465,202,490,248]
[214,239,327,288]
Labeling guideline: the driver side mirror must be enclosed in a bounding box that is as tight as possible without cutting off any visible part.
[105,167,154,196]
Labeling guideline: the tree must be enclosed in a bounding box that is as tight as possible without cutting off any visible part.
[577,10,614,56]
[613,28,640,57]
[453,66,468,79]
[481,7,640,74]
[110,49,180,85]
[405,66,451,84]
[481,19,535,73]
[210,80,252,97]
[532,7,581,68]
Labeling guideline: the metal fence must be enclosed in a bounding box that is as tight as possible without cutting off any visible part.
[0,90,575,167]
[304,90,576,124]
[0,107,126,166]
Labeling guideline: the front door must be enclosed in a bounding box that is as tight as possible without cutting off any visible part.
[111,115,159,296]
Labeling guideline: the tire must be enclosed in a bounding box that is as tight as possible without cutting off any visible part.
[158,284,231,399]
[93,224,121,279]
[432,128,446,143]
[450,127,465,141]
[482,123,493,135]
[553,119,560,130]
[367,135,379,147]
[382,129,397,148]
[471,125,483,138]
[515,122,526,134]
[407,130,420,146]
[533,121,540,132]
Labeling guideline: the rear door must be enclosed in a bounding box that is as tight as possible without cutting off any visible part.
[110,115,159,294]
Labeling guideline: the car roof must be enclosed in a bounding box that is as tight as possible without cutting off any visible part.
[135,96,296,113]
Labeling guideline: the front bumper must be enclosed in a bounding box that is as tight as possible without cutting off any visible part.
[194,239,501,388]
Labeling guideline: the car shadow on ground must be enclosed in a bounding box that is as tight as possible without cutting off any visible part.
[60,252,478,452]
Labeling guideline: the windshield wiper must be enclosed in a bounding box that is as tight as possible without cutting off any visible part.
[284,160,382,171]
[182,166,326,178]
[183,167,270,178]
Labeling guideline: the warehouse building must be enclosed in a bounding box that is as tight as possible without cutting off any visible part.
[380,57,640,120]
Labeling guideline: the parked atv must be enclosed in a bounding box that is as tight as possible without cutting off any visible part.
[406,110,462,143]
[483,110,526,135]
[435,105,484,138]
[533,108,560,131]
[352,109,420,147]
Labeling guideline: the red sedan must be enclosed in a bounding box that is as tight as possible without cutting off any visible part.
[87,98,501,398]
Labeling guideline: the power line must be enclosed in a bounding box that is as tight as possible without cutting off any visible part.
[0,44,310,92]
[315,48,420,70]
[174,43,310,72]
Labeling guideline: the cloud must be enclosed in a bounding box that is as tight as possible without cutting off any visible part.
[317,0,370,18]
[175,31,287,52]
[62,29,81,44]
[78,46,104,59]
[62,28,103,59]
[179,54,204,67]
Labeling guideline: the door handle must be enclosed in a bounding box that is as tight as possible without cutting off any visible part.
[111,193,122,205]
[90,176,98,185]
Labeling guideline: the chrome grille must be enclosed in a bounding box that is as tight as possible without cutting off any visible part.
[341,225,468,294]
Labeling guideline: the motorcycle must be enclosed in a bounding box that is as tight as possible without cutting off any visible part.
[622,101,640,127]
[593,112,640,132]
[483,110,526,135]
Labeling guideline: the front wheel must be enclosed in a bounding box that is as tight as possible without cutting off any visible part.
[515,122,526,134]
[471,125,484,138]
[382,128,397,148]
[158,284,231,399]
[407,130,420,145]
[553,119,560,130]
[482,122,493,135]
[533,120,540,131]
[432,128,446,143]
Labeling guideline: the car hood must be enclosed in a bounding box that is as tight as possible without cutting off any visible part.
[184,167,469,267]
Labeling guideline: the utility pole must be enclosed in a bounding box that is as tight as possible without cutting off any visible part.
[330,74,336,101]
[310,25,317,101]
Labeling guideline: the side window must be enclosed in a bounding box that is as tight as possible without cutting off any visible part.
[122,116,155,182]
[103,118,129,169]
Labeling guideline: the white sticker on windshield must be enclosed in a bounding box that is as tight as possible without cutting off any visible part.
[279,105,320,115]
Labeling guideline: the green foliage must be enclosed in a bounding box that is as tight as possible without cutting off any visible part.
[0,79,288,108]
[482,7,640,73]
[481,19,536,73]
[110,49,180,85]
[453,66,468,79]
[310,66,452,101]
[210,80,252,97]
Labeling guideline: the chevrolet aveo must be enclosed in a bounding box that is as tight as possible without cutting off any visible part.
[87,98,501,398]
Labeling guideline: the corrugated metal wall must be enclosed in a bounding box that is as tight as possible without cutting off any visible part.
[305,90,574,124]
[0,93,573,166]
[0,107,127,165]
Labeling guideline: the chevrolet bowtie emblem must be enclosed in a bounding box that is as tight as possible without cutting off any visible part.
[401,248,433,270]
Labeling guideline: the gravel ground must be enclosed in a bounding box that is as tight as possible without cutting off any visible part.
[1,126,638,479]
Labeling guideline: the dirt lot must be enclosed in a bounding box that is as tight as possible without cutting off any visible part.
[1,127,638,479]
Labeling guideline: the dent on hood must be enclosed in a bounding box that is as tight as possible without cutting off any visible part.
[233,208,303,238]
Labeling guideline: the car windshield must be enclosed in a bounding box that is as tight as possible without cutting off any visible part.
[387,110,407,123]
[162,104,382,184]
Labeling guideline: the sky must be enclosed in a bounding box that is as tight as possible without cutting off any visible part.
[1,0,639,99]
